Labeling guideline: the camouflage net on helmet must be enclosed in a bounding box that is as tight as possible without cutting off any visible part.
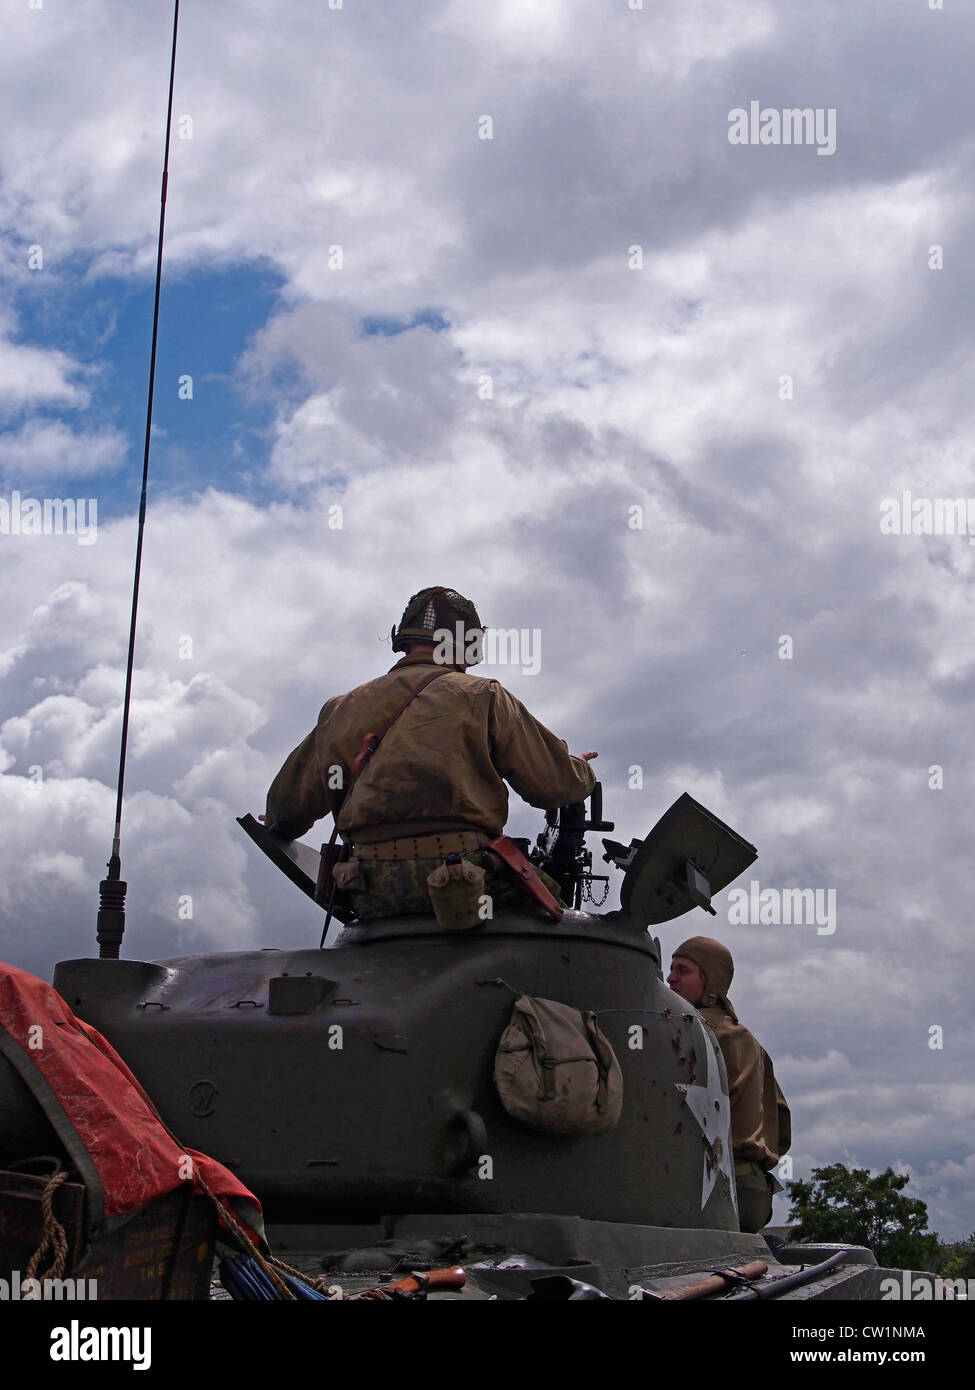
[391,586,484,655]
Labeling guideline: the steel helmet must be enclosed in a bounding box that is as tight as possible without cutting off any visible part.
[390,586,485,665]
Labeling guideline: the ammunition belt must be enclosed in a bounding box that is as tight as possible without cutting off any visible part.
[351,831,490,861]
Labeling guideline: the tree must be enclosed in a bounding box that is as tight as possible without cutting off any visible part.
[785,1163,940,1270]
[936,1232,975,1282]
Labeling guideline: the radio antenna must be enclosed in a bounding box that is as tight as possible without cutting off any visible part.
[96,0,181,959]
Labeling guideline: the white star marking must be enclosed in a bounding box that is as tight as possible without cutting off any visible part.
[675,1020,737,1213]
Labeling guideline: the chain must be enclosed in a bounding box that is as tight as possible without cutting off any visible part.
[583,875,609,907]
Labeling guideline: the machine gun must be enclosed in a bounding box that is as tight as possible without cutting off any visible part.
[529,782,616,909]
[527,783,759,924]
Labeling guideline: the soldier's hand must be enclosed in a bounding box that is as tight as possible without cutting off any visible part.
[561,740,598,762]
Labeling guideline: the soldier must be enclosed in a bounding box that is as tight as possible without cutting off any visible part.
[264,586,597,924]
[667,936,791,1234]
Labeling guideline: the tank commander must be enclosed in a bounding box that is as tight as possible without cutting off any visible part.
[666,936,791,1233]
[263,586,597,923]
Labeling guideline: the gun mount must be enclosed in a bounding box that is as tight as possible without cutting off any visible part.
[236,782,757,931]
[530,782,617,909]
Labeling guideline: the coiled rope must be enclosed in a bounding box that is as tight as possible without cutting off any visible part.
[23,1168,70,1292]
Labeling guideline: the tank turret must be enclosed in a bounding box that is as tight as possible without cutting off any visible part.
[52,789,756,1231]
[6,790,910,1298]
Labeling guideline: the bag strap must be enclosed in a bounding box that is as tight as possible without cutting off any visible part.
[317,666,452,922]
[514,998,609,1106]
[348,666,452,778]
[514,1000,557,1101]
[584,1012,612,1114]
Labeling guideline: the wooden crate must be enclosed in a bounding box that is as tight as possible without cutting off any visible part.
[0,1169,217,1300]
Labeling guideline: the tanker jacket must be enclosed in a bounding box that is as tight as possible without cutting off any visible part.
[699,1001,792,1172]
[265,650,597,843]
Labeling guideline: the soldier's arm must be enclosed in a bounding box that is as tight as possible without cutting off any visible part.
[774,1077,792,1158]
[488,684,597,810]
[720,1027,775,1165]
[264,724,332,840]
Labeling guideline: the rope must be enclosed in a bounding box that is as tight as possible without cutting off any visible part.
[24,1169,70,1288]
[263,1251,337,1296]
[187,1162,298,1301]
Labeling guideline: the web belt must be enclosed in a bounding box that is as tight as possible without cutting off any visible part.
[351,831,491,861]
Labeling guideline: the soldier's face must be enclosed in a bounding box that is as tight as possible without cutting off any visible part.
[667,956,706,1006]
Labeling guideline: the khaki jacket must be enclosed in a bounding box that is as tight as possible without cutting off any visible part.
[265,651,596,842]
[699,1001,791,1171]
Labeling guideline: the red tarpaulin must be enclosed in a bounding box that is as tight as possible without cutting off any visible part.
[0,961,263,1241]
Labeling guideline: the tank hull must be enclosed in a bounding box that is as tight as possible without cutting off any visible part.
[237,1214,888,1301]
[53,910,738,1229]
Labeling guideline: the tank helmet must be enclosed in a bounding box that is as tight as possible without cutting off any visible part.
[673,936,734,1009]
[390,586,485,665]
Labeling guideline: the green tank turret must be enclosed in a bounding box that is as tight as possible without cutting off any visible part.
[28,789,898,1298]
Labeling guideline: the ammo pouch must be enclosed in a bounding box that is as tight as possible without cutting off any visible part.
[493,995,623,1136]
[332,857,364,893]
[425,853,486,931]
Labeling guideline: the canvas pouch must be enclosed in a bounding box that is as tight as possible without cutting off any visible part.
[425,854,486,931]
[493,994,623,1135]
[332,857,364,892]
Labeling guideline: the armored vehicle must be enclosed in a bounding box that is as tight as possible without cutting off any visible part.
[39,788,893,1299]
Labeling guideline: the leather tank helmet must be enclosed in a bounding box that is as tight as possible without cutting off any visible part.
[391,586,485,666]
[673,936,735,1010]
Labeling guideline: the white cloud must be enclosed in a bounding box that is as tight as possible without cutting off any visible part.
[0,333,90,414]
[2,0,975,1238]
[0,419,126,481]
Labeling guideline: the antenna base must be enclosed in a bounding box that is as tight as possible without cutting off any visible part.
[97,873,127,959]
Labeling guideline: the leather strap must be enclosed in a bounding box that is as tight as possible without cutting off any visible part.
[585,1013,611,1114]
[349,667,454,776]
[485,835,564,921]
[317,666,453,916]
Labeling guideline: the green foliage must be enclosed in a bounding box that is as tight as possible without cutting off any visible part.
[935,1232,975,1281]
[785,1163,940,1271]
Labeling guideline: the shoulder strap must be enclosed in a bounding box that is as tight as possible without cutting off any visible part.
[349,666,452,777]
[316,666,454,923]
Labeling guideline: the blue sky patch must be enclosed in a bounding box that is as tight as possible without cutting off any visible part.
[6,260,288,516]
[359,308,448,338]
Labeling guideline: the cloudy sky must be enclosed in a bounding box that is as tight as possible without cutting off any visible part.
[2,0,973,1239]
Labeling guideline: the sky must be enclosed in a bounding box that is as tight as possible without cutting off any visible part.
[1,0,974,1240]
